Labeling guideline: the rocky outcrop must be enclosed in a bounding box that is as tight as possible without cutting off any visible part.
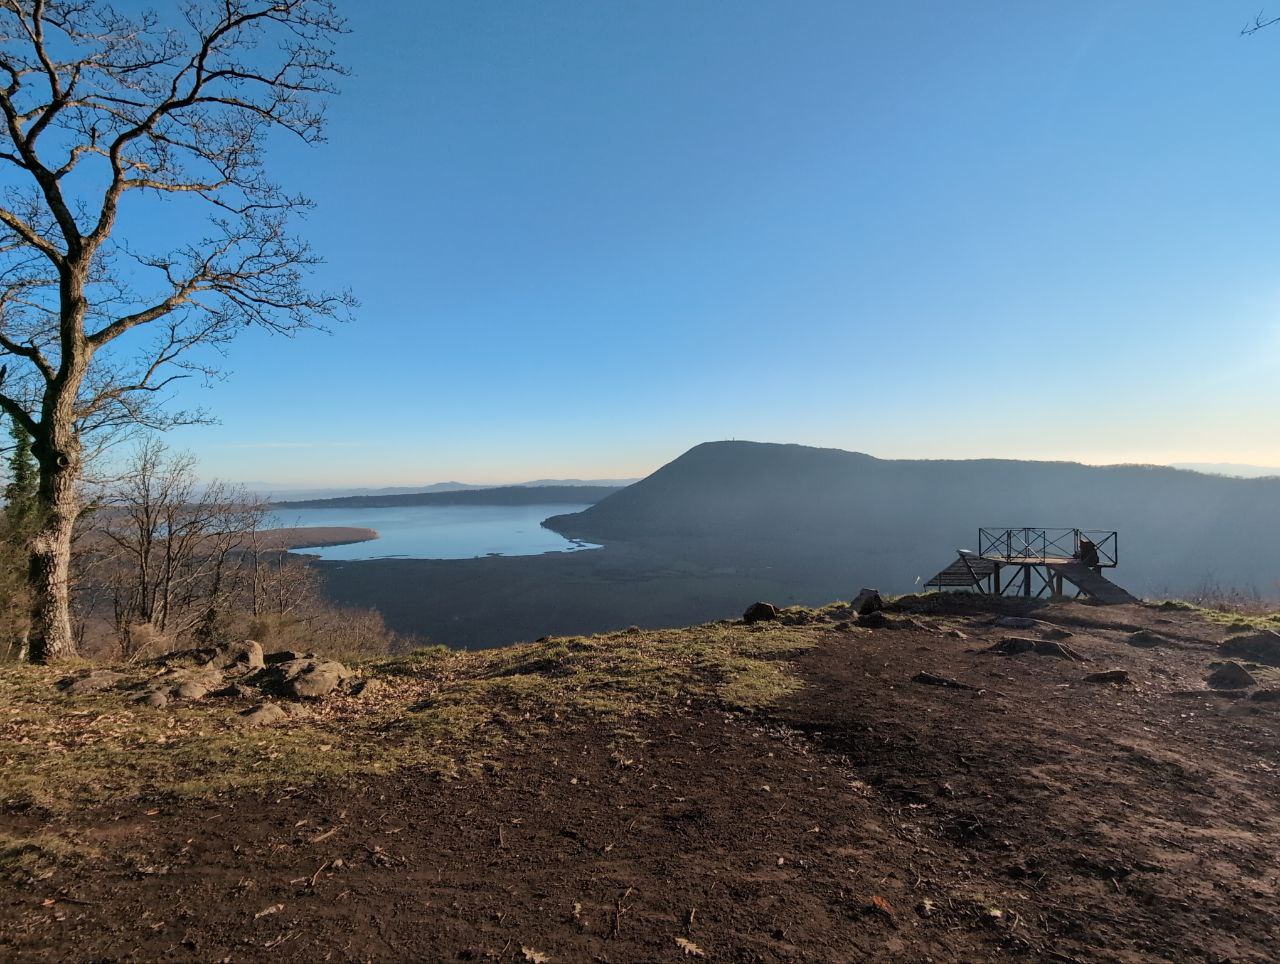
[1220,630,1280,667]
[742,602,779,624]
[254,657,354,699]
[237,703,290,726]
[850,589,883,616]
[1206,661,1257,690]
[59,670,126,696]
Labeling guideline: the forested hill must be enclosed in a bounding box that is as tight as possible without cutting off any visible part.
[544,440,1280,598]
[276,484,623,510]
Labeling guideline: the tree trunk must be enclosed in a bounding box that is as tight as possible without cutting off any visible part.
[26,457,79,663]
[26,264,90,664]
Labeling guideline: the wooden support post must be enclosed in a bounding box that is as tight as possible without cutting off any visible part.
[992,564,1001,596]
[1022,565,1032,598]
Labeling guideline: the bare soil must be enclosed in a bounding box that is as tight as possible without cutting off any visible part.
[2,596,1278,961]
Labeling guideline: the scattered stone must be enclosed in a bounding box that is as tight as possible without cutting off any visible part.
[1127,630,1165,648]
[136,689,169,709]
[220,640,265,673]
[850,589,883,616]
[895,617,924,631]
[174,681,209,701]
[1083,669,1130,685]
[59,670,126,696]
[742,602,779,625]
[255,657,354,699]
[149,640,264,673]
[857,611,890,629]
[1206,661,1258,690]
[1219,630,1280,667]
[344,677,382,699]
[210,683,255,700]
[986,637,1086,661]
[237,703,289,726]
[945,629,968,640]
[912,671,981,692]
[264,649,306,666]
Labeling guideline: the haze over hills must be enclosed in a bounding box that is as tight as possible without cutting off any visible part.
[1169,463,1280,479]
[545,441,1280,599]
[277,484,623,510]
[252,478,636,503]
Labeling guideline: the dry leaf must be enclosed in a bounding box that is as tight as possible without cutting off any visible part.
[870,895,895,917]
[676,936,706,957]
[254,903,284,920]
[521,947,550,963]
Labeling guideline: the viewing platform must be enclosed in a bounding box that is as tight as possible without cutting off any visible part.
[925,528,1136,604]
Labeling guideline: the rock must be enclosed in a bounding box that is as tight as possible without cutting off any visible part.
[742,602,779,625]
[263,649,306,666]
[1083,669,1131,685]
[59,670,126,696]
[210,683,256,700]
[945,629,968,640]
[912,671,981,691]
[1219,630,1280,667]
[174,681,209,701]
[148,639,264,673]
[1249,689,1280,703]
[986,637,1036,655]
[256,657,353,699]
[220,640,265,673]
[1127,630,1165,648]
[857,611,890,629]
[850,589,883,616]
[986,637,1086,661]
[237,703,289,726]
[1206,661,1258,690]
[344,677,382,699]
[136,689,169,708]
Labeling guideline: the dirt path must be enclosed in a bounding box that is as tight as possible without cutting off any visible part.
[2,598,1278,961]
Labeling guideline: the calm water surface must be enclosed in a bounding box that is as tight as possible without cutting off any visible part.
[269,504,600,561]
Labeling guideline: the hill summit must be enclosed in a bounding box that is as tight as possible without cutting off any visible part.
[547,440,1280,598]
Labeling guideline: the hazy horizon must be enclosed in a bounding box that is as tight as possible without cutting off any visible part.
[231,446,1280,493]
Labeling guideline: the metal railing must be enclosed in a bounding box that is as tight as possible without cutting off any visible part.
[977,528,1118,567]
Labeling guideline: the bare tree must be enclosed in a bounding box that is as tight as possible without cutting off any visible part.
[0,1,352,661]
[93,438,266,657]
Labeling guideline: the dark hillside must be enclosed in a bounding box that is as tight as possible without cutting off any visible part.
[547,441,1280,598]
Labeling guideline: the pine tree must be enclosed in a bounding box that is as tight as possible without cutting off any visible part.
[5,418,39,534]
[2,415,39,657]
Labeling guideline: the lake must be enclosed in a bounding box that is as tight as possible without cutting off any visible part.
[268,504,601,561]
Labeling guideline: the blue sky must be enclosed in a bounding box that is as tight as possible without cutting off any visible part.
[155,1,1280,485]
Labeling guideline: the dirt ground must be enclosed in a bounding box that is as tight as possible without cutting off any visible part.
[2,595,1278,961]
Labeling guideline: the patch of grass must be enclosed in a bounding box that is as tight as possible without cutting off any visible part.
[1153,598,1280,632]
[0,617,825,811]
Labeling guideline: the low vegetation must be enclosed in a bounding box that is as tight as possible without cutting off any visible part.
[0,617,825,813]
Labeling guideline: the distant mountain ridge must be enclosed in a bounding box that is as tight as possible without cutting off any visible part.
[1170,463,1280,479]
[545,440,1280,598]
[276,484,623,510]
[251,478,637,502]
